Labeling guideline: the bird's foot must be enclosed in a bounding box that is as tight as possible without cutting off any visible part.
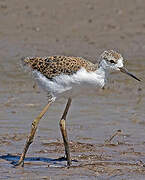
[11,160,24,167]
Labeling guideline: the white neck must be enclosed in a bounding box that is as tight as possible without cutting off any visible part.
[96,65,110,81]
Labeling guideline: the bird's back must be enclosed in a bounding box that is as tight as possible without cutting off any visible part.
[21,56,98,79]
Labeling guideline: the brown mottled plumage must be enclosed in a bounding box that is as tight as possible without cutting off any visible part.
[22,56,98,79]
[100,50,122,64]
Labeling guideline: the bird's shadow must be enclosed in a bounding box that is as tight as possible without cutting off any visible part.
[0,154,78,167]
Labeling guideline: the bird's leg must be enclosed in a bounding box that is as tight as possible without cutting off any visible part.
[14,100,54,167]
[59,97,72,167]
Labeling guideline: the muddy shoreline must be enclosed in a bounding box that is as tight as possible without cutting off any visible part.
[0,0,145,179]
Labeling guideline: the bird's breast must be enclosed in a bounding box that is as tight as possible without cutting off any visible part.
[32,68,105,98]
[52,68,105,97]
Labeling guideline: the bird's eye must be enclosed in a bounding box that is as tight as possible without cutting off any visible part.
[110,60,115,63]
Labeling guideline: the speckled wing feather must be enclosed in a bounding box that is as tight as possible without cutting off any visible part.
[21,56,98,79]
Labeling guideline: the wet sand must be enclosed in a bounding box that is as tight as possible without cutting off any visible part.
[0,0,145,179]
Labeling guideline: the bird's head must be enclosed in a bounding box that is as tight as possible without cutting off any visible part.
[99,50,140,81]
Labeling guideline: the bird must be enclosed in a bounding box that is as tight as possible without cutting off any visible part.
[14,50,140,167]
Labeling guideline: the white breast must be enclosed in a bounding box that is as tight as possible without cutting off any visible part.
[32,68,106,99]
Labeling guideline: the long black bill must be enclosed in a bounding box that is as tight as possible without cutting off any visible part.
[119,67,141,81]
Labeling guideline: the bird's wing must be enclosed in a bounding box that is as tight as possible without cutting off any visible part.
[21,56,97,79]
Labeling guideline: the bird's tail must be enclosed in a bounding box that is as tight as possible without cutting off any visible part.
[20,56,35,72]
[21,56,30,67]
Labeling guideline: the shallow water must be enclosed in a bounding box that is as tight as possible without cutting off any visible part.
[0,0,145,179]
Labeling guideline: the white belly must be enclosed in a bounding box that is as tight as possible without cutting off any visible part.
[32,68,106,99]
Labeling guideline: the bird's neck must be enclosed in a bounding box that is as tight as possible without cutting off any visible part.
[96,65,110,80]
